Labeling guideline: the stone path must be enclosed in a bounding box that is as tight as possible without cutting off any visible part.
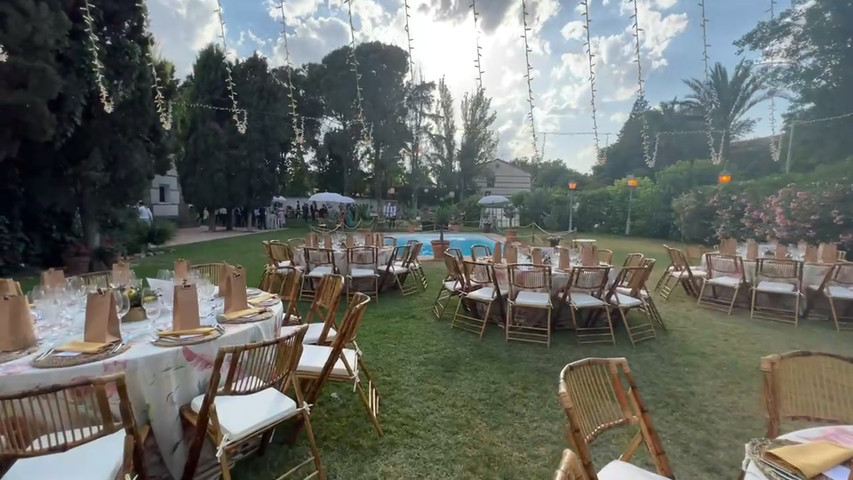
[164,226,287,247]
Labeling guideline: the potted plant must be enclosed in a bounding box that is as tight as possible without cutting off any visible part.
[503,205,518,243]
[63,241,91,275]
[449,206,462,232]
[431,205,452,259]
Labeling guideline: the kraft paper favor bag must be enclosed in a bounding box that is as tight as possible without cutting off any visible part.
[775,244,787,259]
[172,282,201,331]
[804,245,818,263]
[83,289,121,344]
[365,234,374,246]
[224,266,249,314]
[40,269,66,290]
[746,241,759,261]
[581,245,597,267]
[174,259,190,283]
[111,261,132,286]
[492,242,503,263]
[324,235,332,249]
[0,279,23,296]
[506,245,518,264]
[346,234,354,248]
[217,262,233,297]
[0,295,37,352]
[531,248,543,265]
[559,247,572,270]
[818,243,838,264]
[720,238,737,256]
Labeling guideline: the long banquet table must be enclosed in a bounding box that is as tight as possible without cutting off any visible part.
[0,296,283,479]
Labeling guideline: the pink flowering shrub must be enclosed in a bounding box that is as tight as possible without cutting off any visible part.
[764,182,853,244]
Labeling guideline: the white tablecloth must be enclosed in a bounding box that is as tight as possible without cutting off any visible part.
[0,297,283,479]
[700,256,833,291]
[743,425,853,479]
[294,247,393,274]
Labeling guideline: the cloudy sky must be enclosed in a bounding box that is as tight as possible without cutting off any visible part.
[147,0,783,172]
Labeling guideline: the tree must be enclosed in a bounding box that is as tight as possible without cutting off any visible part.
[737,0,853,170]
[457,88,498,199]
[510,158,592,190]
[402,77,435,210]
[428,77,456,192]
[682,60,767,162]
[593,97,653,184]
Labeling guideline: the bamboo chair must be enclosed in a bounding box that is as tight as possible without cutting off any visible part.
[277,269,304,326]
[0,373,145,480]
[191,263,224,286]
[470,244,492,261]
[597,249,614,265]
[556,266,614,345]
[76,270,112,288]
[346,246,379,302]
[811,263,853,331]
[281,274,344,345]
[697,253,747,315]
[300,248,337,301]
[404,242,428,291]
[634,259,666,330]
[451,261,503,338]
[445,248,464,262]
[388,245,418,296]
[258,264,277,292]
[432,253,468,320]
[750,258,804,326]
[658,247,705,300]
[383,236,397,248]
[287,238,305,249]
[684,245,707,266]
[653,244,674,293]
[377,244,404,292]
[554,449,585,480]
[607,267,657,345]
[506,264,553,347]
[761,351,853,438]
[559,358,674,480]
[622,253,645,268]
[297,293,382,435]
[180,327,324,480]
[268,240,299,271]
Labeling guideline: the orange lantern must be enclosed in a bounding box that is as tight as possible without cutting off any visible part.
[568,181,577,191]
[627,176,638,187]
[718,171,732,184]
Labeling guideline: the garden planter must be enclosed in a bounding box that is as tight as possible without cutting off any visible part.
[64,255,91,276]
[431,240,450,260]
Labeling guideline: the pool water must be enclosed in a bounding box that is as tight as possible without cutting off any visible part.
[392,233,496,257]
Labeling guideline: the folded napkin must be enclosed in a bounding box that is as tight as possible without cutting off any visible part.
[768,441,853,478]
[222,307,266,321]
[158,327,217,338]
[55,340,113,354]
[248,292,277,305]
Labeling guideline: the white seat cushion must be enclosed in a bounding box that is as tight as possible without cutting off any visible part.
[615,286,650,298]
[706,276,742,287]
[388,265,408,274]
[467,286,497,301]
[673,269,706,278]
[568,293,607,308]
[281,323,337,344]
[307,266,334,278]
[756,281,797,294]
[598,460,670,479]
[349,268,377,278]
[608,293,643,308]
[298,345,358,378]
[443,280,463,292]
[826,285,853,299]
[513,291,551,308]
[190,386,298,442]
[276,260,292,268]
[4,429,126,480]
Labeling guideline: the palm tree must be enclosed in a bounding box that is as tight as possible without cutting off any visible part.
[682,59,768,162]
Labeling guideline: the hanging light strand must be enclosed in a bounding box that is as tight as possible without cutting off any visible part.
[214,0,247,134]
[345,0,371,149]
[699,0,726,165]
[520,0,539,160]
[278,1,304,148]
[580,0,604,166]
[137,1,172,130]
[629,0,652,167]
[471,0,485,90]
[80,0,114,113]
[651,129,724,166]
[0,45,7,62]
[404,0,416,86]
[766,0,783,163]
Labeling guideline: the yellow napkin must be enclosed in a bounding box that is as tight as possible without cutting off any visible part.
[768,441,853,478]
[55,341,113,354]
[158,327,217,338]
[248,293,277,305]
[222,307,266,321]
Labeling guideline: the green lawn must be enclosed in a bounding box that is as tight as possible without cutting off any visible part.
[25,228,853,478]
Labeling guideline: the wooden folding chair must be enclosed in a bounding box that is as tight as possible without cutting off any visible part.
[451,261,503,338]
[268,240,300,271]
[750,258,803,326]
[811,263,853,331]
[658,247,705,300]
[181,327,324,480]
[281,274,344,345]
[277,268,304,326]
[445,248,463,262]
[622,253,645,268]
[383,236,397,248]
[553,449,585,480]
[297,293,382,435]
[287,238,305,249]
[653,244,674,293]
[697,253,747,315]
[346,246,380,302]
[300,248,337,301]
[597,249,613,265]
[556,266,613,344]
[506,264,553,347]
[432,253,468,320]
[607,267,657,345]
[559,358,674,480]
[405,242,428,290]
[191,263,224,286]
[76,270,112,288]
[470,244,492,261]
[635,259,665,330]
[387,245,418,296]
[684,245,707,266]
[258,264,277,292]
[761,351,853,438]
[0,373,145,480]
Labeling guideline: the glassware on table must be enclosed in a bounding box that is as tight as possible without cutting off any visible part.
[141,288,161,321]
[114,290,130,318]
[157,269,173,281]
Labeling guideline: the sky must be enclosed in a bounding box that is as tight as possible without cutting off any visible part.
[146,0,786,173]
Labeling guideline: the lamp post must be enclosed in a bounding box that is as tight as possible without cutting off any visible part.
[568,181,577,233]
[625,175,638,236]
[718,170,732,185]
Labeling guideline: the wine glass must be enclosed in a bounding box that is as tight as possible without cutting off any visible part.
[157,269,173,281]
[114,290,130,319]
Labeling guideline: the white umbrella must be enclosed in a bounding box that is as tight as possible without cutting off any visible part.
[478,195,511,206]
[271,196,286,203]
[338,195,356,204]
[308,192,344,203]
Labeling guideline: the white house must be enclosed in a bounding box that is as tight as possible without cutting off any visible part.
[148,167,183,219]
[475,159,532,197]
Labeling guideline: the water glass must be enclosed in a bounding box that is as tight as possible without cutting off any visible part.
[157,269,173,281]
[141,288,161,321]
[114,290,130,318]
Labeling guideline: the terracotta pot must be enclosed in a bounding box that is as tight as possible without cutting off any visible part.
[431,240,450,260]
[64,255,91,276]
[407,224,416,233]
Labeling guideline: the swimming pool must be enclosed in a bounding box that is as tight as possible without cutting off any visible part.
[392,233,496,257]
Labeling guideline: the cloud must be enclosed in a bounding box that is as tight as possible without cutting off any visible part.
[610,112,629,124]
[147,0,221,75]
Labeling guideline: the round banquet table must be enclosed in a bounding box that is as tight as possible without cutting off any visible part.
[0,295,283,479]
[742,425,853,479]
[293,246,393,273]
[701,251,834,290]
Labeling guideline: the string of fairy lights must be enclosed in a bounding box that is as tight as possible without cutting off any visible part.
[214,0,247,134]
[277,0,305,149]
[766,0,783,163]
[629,0,653,167]
[698,0,725,165]
[344,0,372,153]
[137,0,172,130]
[80,0,113,113]
[471,0,485,90]
[520,0,539,161]
[580,0,604,166]
[0,45,7,62]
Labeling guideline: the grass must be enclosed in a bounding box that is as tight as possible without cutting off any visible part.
[19,227,853,478]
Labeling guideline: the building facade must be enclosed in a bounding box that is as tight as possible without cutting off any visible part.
[148,167,183,219]
[474,159,532,197]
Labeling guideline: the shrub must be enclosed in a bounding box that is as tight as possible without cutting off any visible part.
[146,219,177,246]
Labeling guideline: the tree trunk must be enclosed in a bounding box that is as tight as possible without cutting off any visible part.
[79,197,101,251]
[226,207,234,231]
[207,208,216,232]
